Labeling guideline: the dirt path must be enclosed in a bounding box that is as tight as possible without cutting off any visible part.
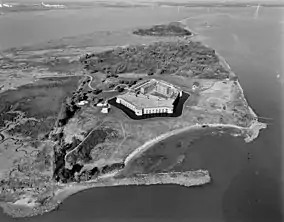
[64,121,106,165]
[87,73,129,93]
[87,74,95,90]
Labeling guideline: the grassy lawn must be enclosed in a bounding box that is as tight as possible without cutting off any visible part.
[1,76,81,139]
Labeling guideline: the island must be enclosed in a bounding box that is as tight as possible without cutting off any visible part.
[132,22,193,37]
[0,21,266,218]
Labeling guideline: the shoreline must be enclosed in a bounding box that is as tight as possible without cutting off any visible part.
[53,169,211,200]
[0,170,211,218]
[0,119,266,218]
[124,120,266,166]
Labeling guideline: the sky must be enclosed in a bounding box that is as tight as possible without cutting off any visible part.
[2,0,283,6]
[4,0,283,2]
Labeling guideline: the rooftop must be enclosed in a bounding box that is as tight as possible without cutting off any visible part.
[118,92,175,109]
[117,79,181,109]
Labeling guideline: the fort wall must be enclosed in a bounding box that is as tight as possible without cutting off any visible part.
[116,79,181,116]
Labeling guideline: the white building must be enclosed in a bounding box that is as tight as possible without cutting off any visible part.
[99,103,110,114]
[101,107,109,114]
[116,79,181,116]
[97,102,105,107]
[77,100,88,106]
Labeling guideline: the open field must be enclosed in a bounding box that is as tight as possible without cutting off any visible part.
[0,76,81,206]
[0,76,81,120]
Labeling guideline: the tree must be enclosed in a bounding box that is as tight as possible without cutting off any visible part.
[93,89,102,95]
[147,70,154,76]
[108,83,116,89]
[92,97,99,105]
[155,69,163,75]
[117,86,124,93]
[57,104,68,127]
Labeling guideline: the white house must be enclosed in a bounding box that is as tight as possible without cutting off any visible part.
[96,102,105,107]
[101,107,109,114]
[77,101,88,106]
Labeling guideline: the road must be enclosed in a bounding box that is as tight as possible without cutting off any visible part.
[86,73,129,92]
[86,74,95,90]
[64,120,106,165]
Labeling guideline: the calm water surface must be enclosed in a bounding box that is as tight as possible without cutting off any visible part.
[0,6,283,222]
[0,7,201,50]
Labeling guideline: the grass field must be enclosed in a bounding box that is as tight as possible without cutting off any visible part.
[0,76,81,119]
[0,76,82,197]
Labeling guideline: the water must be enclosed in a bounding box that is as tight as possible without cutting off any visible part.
[0,6,202,50]
[0,6,283,222]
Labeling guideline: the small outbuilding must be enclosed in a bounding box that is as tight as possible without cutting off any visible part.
[100,103,110,114]
[101,107,109,114]
[97,101,109,107]
[77,100,89,106]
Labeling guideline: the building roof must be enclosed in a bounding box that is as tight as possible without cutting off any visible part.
[101,107,109,113]
[118,79,182,110]
[97,102,105,107]
[118,92,174,109]
[77,101,88,106]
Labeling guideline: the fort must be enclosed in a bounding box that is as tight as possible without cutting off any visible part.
[116,79,182,116]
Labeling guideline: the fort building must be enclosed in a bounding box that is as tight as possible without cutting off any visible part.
[116,79,182,116]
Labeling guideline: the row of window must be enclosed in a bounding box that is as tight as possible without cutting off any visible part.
[120,99,135,110]
[143,108,171,114]
[119,98,173,115]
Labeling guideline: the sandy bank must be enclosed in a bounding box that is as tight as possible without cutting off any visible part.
[124,120,266,166]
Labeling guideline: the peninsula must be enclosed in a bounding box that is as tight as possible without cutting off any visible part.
[0,20,266,218]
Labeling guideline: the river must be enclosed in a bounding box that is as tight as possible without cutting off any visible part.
[0,5,283,222]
